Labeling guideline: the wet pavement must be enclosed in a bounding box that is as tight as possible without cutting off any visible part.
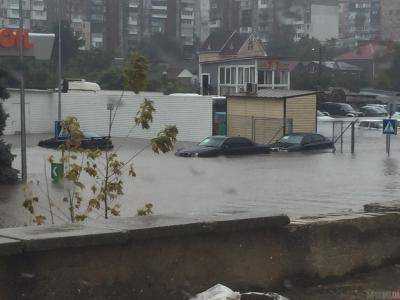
[1,121,400,228]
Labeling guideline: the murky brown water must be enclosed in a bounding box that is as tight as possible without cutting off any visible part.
[1,122,400,228]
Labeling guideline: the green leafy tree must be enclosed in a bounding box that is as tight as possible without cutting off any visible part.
[0,69,18,184]
[98,67,124,90]
[373,44,400,90]
[51,21,81,68]
[123,52,149,93]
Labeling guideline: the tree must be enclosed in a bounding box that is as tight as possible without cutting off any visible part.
[22,57,178,225]
[51,21,81,68]
[267,24,296,57]
[374,43,400,91]
[98,67,124,90]
[123,52,149,93]
[0,69,18,184]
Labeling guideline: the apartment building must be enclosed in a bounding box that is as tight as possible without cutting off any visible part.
[195,0,210,43]
[209,0,240,33]
[380,0,400,41]
[339,0,380,41]
[0,0,47,32]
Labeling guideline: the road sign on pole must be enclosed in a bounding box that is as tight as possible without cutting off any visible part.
[51,163,64,183]
[383,119,398,156]
[383,119,398,135]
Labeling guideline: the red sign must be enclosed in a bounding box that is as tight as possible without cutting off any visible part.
[0,29,33,49]
[259,60,289,71]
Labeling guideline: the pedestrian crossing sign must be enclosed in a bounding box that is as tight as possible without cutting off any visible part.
[383,119,398,135]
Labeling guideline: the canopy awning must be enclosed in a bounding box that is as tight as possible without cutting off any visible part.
[0,31,55,60]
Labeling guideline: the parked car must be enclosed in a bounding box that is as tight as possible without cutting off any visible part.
[359,106,387,117]
[358,120,383,130]
[38,131,113,150]
[317,110,334,122]
[175,136,271,157]
[269,133,335,152]
[319,102,360,117]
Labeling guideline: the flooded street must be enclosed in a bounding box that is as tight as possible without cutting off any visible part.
[1,121,400,228]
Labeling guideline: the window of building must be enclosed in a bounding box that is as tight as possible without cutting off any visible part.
[257,70,273,85]
[220,67,225,84]
[250,67,255,83]
[231,67,236,84]
[258,70,264,84]
[244,68,250,83]
[238,67,244,84]
[276,71,288,85]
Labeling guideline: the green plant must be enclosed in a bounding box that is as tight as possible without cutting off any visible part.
[123,51,149,93]
[0,69,18,184]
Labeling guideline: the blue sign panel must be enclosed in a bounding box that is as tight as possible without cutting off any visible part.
[54,121,62,138]
[383,119,398,135]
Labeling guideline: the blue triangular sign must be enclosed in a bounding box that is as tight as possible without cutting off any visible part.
[385,122,395,134]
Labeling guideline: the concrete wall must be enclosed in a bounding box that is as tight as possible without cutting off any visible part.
[2,90,213,143]
[0,212,399,299]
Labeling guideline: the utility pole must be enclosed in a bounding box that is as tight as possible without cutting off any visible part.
[57,0,62,121]
[318,45,322,84]
[19,0,27,182]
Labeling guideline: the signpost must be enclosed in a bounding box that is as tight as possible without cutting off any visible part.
[383,118,398,156]
[0,1,55,182]
[51,163,64,183]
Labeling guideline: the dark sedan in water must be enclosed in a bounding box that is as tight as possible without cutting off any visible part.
[38,132,113,150]
[269,133,335,152]
[175,136,271,157]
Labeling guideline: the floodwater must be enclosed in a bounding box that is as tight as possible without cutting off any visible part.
[1,121,400,228]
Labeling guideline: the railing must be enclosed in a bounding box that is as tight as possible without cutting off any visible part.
[323,119,358,154]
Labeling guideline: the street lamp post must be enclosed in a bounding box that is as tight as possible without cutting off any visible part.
[57,0,62,121]
[312,46,323,91]
[19,0,27,182]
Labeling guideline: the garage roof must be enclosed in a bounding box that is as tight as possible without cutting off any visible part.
[232,90,316,99]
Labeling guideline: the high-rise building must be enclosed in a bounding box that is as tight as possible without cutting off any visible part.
[194,0,210,43]
[209,0,240,33]
[0,0,48,32]
[178,0,195,49]
[339,0,380,41]
[122,0,145,53]
[380,0,400,41]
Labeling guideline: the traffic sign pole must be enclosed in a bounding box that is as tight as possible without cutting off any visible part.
[386,134,391,156]
[383,118,397,156]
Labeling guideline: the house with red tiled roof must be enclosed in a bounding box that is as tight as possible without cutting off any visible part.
[198,31,293,96]
[335,42,394,81]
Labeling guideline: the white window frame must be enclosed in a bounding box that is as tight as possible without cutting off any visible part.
[218,64,256,95]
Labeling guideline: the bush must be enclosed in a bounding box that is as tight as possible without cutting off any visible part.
[0,90,18,184]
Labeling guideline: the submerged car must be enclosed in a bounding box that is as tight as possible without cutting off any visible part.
[317,110,334,122]
[359,106,387,117]
[319,102,360,117]
[269,133,335,152]
[175,136,270,157]
[358,120,383,130]
[38,131,113,150]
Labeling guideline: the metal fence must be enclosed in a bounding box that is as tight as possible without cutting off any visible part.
[228,115,293,144]
[318,119,357,153]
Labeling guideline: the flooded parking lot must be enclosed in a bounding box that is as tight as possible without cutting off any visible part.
[1,121,400,228]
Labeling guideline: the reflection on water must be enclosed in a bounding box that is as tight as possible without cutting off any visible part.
[383,157,399,176]
[2,124,400,228]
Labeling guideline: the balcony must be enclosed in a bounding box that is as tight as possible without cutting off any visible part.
[151,5,167,10]
[128,18,138,25]
[152,13,167,19]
